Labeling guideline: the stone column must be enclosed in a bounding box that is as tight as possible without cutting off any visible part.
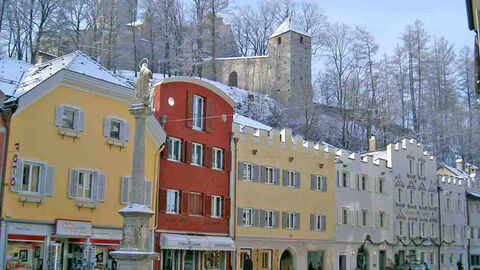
[110,103,158,270]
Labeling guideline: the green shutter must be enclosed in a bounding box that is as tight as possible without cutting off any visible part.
[68,169,78,198]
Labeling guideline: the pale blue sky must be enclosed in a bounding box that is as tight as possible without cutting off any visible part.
[235,0,474,55]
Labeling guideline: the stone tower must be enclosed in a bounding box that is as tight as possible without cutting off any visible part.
[267,17,312,104]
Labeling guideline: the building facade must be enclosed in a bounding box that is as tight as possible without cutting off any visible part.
[200,17,312,104]
[153,77,235,270]
[0,51,166,270]
[233,124,336,270]
[334,146,394,270]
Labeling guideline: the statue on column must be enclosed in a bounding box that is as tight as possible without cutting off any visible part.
[135,58,154,107]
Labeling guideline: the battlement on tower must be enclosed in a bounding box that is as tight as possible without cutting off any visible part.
[389,138,436,162]
[335,149,390,169]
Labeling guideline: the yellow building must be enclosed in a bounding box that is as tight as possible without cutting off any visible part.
[0,51,165,270]
[232,119,336,270]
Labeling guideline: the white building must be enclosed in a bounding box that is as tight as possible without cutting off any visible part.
[363,138,440,269]
[334,140,394,270]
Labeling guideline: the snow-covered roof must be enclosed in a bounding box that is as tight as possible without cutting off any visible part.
[362,150,387,161]
[126,19,144,27]
[0,58,32,96]
[269,17,309,39]
[233,114,272,131]
[11,51,131,100]
[441,164,471,178]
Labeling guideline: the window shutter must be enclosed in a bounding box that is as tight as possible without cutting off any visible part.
[144,179,152,206]
[310,214,315,231]
[237,162,245,180]
[311,175,316,191]
[260,166,266,183]
[237,208,244,226]
[322,177,327,192]
[375,212,380,228]
[321,215,326,231]
[295,171,301,188]
[186,92,193,128]
[282,212,287,229]
[121,122,131,141]
[205,98,213,132]
[252,164,259,182]
[259,210,266,227]
[121,176,130,204]
[159,189,167,212]
[181,191,189,215]
[295,213,300,229]
[91,172,99,201]
[224,150,231,171]
[103,117,111,137]
[204,194,212,217]
[185,142,192,164]
[68,169,78,198]
[274,211,280,228]
[204,146,212,168]
[223,197,231,218]
[274,168,280,185]
[11,160,24,192]
[54,106,64,126]
[75,111,85,131]
[356,174,360,190]
[336,171,340,187]
[97,173,107,202]
[282,170,287,186]
[252,209,259,227]
[43,164,55,196]
[337,208,343,225]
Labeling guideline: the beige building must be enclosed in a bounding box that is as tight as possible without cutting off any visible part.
[199,17,312,104]
[232,120,336,270]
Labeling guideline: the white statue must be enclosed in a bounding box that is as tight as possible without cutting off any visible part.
[135,58,153,106]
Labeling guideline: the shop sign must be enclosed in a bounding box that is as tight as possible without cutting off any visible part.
[55,220,92,237]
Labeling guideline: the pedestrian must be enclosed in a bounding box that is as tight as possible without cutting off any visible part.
[405,260,410,269]
[244,254,253,270]
[457,260,464,270]
[424,262,431,270]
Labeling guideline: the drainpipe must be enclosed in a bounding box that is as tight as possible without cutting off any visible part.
[437,181,443,270]
[467,190,471,270]
[153,143,165,268]
[231,136,238,270]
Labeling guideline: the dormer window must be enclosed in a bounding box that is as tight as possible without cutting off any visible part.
[277,37,281,44]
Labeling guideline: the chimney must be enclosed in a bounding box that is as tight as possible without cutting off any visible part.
[35,51,56,65]
[456,159,464,172]
[368,136,376,152]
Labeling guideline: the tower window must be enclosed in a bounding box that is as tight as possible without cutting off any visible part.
[300,37,304,44]
[277,37,281,44]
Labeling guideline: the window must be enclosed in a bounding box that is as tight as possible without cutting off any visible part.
[191,143,203,166]
[446,198,451,212]
[441,254,445,264]
[361,211,368,226]
[379,212,385,227]
[360,175,367,190]
[313,214,326,231]
[212,148,223,170]
[265,167,275,184]
[300,36,304,44]
[286,170,296,187]
[63,107,76,129]
[313,175,327,191]
[421,192,426,206]
[166,190,180,214]
[409,190,415,205]
[55,105,85,131]
[77,171,94,199]
[286,212,296,229]
[430,193,435,207]
[260,250,272,270]
[442,224,446,238]
[342,208,348,225]
[192,95,204,130]
[187,192,203,216]
[168,137,182,161]
[110,119,121,139]
[421,222,426,237]
[341,172,348,188]
[104,117,130,141]
[410,221,416,236]
[409,160,415,175]
[457,199,462,213]
[430,252,435,264]
[22,162,41,193]
[453,225,457,240]
[212,196,222,218]
[419,162,425,177]
[243,163,253,181]
[397,188,403,203]
[449,254,454,264]
[242,208,254,226]
[265,210,274,228]
[277,37,281,44]
[399,220,404,236]
[378,178,385,193]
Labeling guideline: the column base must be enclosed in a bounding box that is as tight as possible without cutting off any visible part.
[110,250,158,270]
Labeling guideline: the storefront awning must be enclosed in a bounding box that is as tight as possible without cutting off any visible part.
[160,234,235,251]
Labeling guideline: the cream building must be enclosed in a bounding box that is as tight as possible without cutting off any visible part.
[232,120,335,270]
[334,138,394,270]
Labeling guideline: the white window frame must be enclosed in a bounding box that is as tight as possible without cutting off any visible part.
[242,208,254,226]
[265,167,275,184]
[211,195,222,218]
[286,212,296,229]
[379,212,385,228]
[399,220,404,236]
[191,143,203,166]
[409,190,415,205]
[260,250,272,270]
[287,170,296,187]
[314,214,325,231]
[244,163,253,181]
[315,175,326,191]
[361,210,368,227]
[341,171,348,188]
[212,148,223,170]
[419,161,425,177]
[192,95,204,130]
[21,161,43,194]
[342,208,349,225]
[378,178,385,193]
[166,189,180,214]
[62,106,78,130]
[360,175,367,191]
[397,188,404,203]
[409,159,415,175]
[108,118,123,140]
[265,210,275,228]
[77,170,95,200]
[168,137,182,162]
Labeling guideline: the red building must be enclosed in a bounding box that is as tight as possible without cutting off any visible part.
[153,77,235,270]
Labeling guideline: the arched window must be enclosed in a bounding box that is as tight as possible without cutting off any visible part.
[228,71,238,87]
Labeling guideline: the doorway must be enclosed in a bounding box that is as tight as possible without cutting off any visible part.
[339,255,346,270]
[379,250,386,270]
[183,250,198,270]
[280,249,294,270]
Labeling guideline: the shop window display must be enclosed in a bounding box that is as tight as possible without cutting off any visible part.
[6,242,44,270]
[204,251,225,270]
